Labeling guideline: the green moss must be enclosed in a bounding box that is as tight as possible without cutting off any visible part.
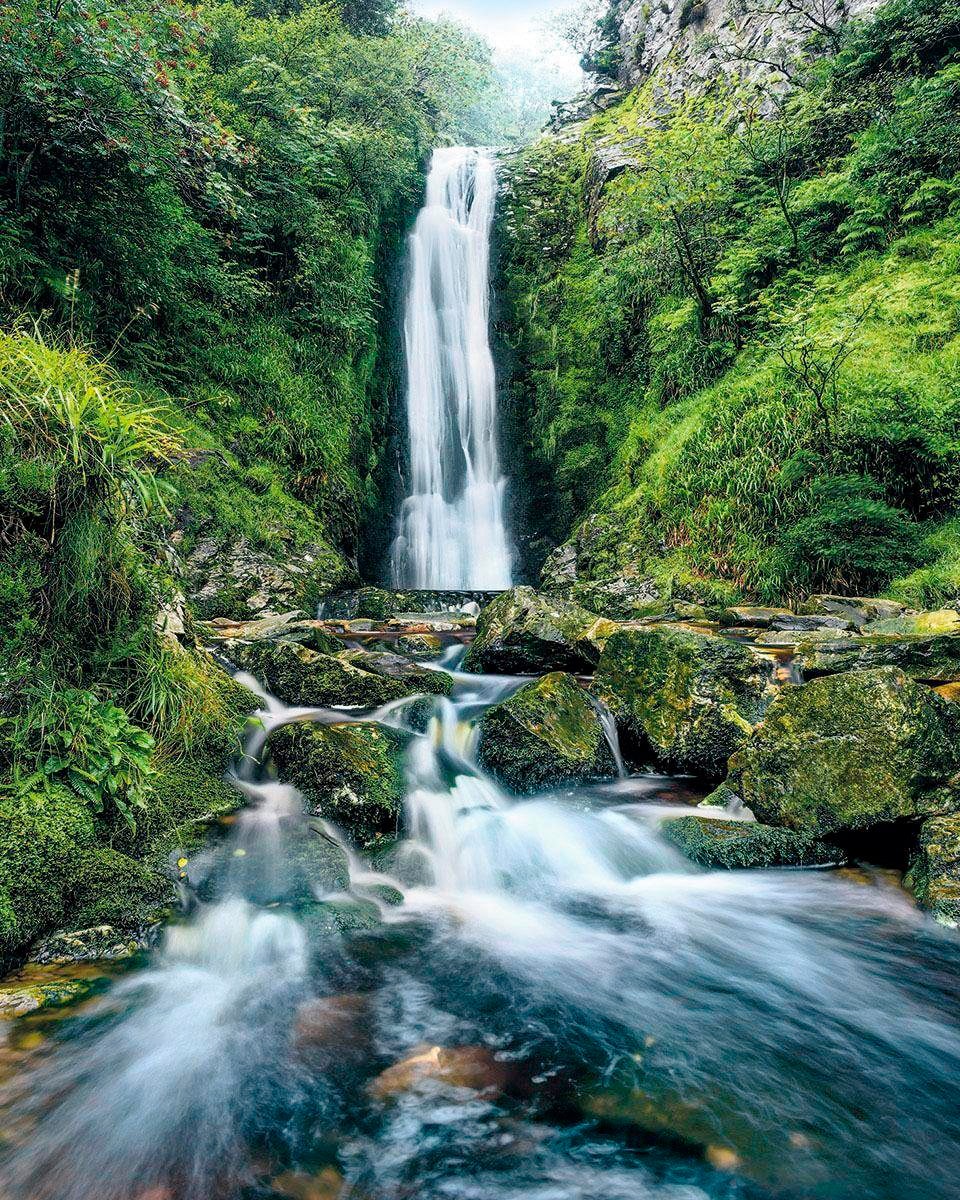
[269,722,408,847]
[727,667,960,836]
[593,627,772,777]
[0,787,96,963]
[478,672,616,793]
[466,587,618,674]
[67,847,176,931]
[905,813,960,927]
[661,815,843,870]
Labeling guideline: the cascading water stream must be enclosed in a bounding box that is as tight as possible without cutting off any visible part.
[390,148,513,590]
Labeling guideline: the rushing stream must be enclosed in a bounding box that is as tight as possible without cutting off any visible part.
[2,646,960,1200]
[390,148,513,591]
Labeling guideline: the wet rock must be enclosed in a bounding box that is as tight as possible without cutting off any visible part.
[593,627,773,778]
[725,667,960,838]
[477,672,617,793]
[770,614,856,633]
[905,814,960,928]
[269,1169,344,1200]
[661,816,843,870]
[795,631,960,684]
[298,898,383,945]
[201,611,342,653]
[225,639,449,709]
[800,595,909,628]
[184,535,353,622]
[30,923,161,965]
[0,975,96,1017]
[294,993,369,1056]
[465,586,618,674]
[863,609,960,636]
[369,1044,512,1101]
[719,606,792,629]
[396,633,445,659]
[269,722,407,846]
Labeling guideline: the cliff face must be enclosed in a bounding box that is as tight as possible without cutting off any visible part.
[614,0,881,93]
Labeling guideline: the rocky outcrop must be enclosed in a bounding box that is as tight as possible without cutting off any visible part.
[477,673,618,793]
[661,814,842,869]
[465,587,618,675]
[593,626,773,776]
[269,722,407,847]
[795,631,960,684]
[184,535,354,622]
[725,667,960,837]
[905,815,960,928]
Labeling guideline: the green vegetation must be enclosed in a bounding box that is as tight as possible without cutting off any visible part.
[0,0,508,957]
[499,0,960,608]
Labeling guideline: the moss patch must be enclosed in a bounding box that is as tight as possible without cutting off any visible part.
[661,815,843,870]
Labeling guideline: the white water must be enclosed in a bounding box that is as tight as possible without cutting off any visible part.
[390,147,513,590]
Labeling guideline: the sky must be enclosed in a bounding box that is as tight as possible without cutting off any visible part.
[412,0,577,58]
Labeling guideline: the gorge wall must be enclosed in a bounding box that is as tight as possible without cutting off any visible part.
[497,0,960,615]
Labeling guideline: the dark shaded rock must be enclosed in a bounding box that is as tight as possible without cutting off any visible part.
[465,586,617,674]
[726,667,960,837]
[661,815,843,870]
[770,614,855,632]
[799,594,909,628]
[905,814,960,928]
[795,632,960,684]
[719,606,792,629]
[477,672,617,793]
[593,627,773,777]
[269,722,407,846]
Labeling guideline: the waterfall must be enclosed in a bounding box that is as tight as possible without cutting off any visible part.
[390,147,513,591]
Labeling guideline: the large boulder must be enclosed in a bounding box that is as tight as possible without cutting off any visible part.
[225,639,451,709]
[269,722,407,846]
[725,668,960,838]
[795,631,960,684]
[477,672,617,793]
[593,627,773,777]
[465,587,618,674]
[661,815,843,870]
[904,814,960,928]
[799,594,909,628]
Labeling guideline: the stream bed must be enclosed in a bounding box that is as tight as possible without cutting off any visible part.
[1,648,959,1200]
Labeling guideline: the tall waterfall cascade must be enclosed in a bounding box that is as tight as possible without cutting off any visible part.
[390,147,513,591]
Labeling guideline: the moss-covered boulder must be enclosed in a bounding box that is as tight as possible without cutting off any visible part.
[269,722,407,846]
[799,595,908,628]
[477,672,617,793]
[67,847,176,932]
[904,814,960,928]
[226,639,449,709]
[725,668,960,837]
[465,586,618,674]
[593,627,773,778]
[396,633,445,659]
[0,787,96,966]
[863,609,960,636]
[661,816,843,870]
[795,632,960,684]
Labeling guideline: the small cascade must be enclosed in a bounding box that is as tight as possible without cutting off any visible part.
[390,148,513,590]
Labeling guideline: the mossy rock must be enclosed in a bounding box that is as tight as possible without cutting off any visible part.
[593,627,773,778]
[0,786,96,965]
[0,976,96,1017]
[269,722,407,846]
[67,847,176,931]
[863,609,960,636]
[796,631,960,683]
[465,586,618,674]
[726,667,960,838]
[396,633,445,659]
[477,672,616,793]
[799,595,908,628]
[226,639,448,709]
[905,813,960,928]
[298,898,383,944]
[661,816,843,870]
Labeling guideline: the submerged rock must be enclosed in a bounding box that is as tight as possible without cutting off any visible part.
[905,814,960,928]
[269,722,407,846]
[477,672,617,793]
[725,667,960,837]
[661,816,843,870]
[465,586,617,674]
[593,627,773,778]
[369,1044,512,1101]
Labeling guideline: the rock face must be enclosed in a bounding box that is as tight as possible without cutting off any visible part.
[465,587,618,674]
[184,535,353,621]
[725,667,960,837]
[593,627,773,777]
[477,673,617,793]
[224,639,451,710]
[795,632,960,684]
[269,722,407,846]
[661,815,842,870]
[799,595,909,628]
[905,815,960,927]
